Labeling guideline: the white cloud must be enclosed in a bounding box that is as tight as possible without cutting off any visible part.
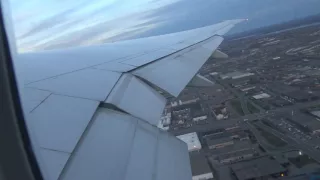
[10,0,181,52]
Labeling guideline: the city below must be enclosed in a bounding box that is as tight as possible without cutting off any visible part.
[159,18,320,180]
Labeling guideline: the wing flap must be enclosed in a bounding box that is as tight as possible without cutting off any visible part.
[105,74,166,125]
[60,109,191,180]
[40,149,70,180]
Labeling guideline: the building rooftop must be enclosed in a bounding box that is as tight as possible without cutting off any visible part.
[189,151,212,176]
[268,83,299,94]
[205,136,233,146]
[284,90,318,100]
[230,156,286,180]
[204,130,247,139]
[281,174,309,180]
[219,148,256,160]
[252,93,271,99]
[176,132,202,151]
[220,71,255,80]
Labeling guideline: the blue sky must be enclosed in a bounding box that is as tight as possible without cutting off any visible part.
[10,0,182,52]
[9,0,320,52]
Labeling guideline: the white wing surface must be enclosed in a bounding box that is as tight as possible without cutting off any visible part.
[14,19,244,180]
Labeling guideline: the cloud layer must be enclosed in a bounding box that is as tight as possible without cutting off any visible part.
[10,0,320,52]
[10,0,181,52]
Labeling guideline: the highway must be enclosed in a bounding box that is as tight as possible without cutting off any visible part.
[170,112,263,135]
[213,75,320,117]
[171,97,320,134]
[244,121,279,152]
[171,98,320,135]
[255,121,320,162]
[172,76,320,138]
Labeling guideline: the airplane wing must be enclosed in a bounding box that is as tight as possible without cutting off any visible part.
[15,19,244,180]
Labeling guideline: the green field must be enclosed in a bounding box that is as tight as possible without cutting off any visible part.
[230,99,245,116]
[248,102,260,113]
[255,126,287,147]
[261,120,286,134]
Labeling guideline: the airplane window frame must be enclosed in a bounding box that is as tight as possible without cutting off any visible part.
[0,3,43,180]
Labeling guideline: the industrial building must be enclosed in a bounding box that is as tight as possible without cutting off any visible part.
[240,86,256,92]
[192,115,207,122]
[252,93,271,100]
[206,136,234,149]
[230,156,287,180]
[177,132,202,152]
[282,90,318,103]
[220,71,255,80]
[189,152,214,180]
[204,129,250,149]
[218,149,257,164]
[158,111,171,130]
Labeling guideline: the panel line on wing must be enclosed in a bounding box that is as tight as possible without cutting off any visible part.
[132,36,223,97]
[26,86,106,102]
[29,93,53,113]
[58,106,101,179]
[128,35,221,74]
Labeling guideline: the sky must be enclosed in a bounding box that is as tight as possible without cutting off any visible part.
[9,0,320,52]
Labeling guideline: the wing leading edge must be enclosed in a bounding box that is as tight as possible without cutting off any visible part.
[16,19,244,180]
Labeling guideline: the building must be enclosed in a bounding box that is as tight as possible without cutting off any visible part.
[225,125,240,131]
[230,156,287,180]
[177,132,202,152]
[252,93,271,100]
[212,106,228,120]
[206,136,234,149]
[240,86,256,92]
[281,174,309,180]
[192,115,207,122]
[158,111,171,130]
[220,71,255,80]
[218,149,257,164]
[171,101,178,107]
[179,98,200,106]
[204,128,249,149]
[189,152,214,180]
[311,110,320,118]
[210,72,219,76]
[283,90,318,103]
[269,97,293,107]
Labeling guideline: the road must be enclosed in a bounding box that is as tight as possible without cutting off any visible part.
[244,121,292,152]
[171,75,320,136]
[213,75,320,116]
[172,96,320,133]
[213,76,265,115]
[170,113,259,135]
[171,98,320,135]
[256,121,320,162]
[213,77,250,114]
